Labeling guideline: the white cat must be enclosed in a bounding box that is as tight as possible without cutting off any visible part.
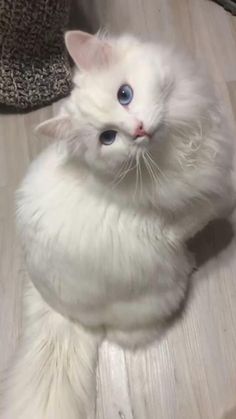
[1,31,233,418]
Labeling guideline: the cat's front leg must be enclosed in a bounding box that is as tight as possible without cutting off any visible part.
[0,281,103,419]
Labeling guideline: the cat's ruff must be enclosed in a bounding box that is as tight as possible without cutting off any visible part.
[0,31,233,419]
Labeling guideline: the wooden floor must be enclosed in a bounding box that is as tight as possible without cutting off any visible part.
[1,0,236,418]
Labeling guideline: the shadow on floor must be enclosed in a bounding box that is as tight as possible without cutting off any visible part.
[166,218,235,329]
[187,218,234,269]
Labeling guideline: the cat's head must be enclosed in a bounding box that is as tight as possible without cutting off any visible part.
[36,31,214,182]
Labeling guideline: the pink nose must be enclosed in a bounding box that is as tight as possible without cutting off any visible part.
[134,123,148,138]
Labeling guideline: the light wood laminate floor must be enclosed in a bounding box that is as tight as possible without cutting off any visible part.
[1,1,236,418]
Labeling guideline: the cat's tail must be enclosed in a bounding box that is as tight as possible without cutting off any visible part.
[0,282,102,419]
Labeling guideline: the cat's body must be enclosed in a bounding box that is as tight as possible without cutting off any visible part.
[17,141,191,345]
[1,31,234,418]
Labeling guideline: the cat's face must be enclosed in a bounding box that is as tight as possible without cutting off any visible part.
[37,31,211,181]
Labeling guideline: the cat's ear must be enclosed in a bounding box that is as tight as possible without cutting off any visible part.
[35,116,72,139]
[65,30,112,70]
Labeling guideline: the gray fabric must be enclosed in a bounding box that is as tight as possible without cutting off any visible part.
[0,0,72,111]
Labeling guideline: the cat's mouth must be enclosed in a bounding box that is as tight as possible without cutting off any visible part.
[133,122,163,143]
[132,124,164,150]
[133,128,152,146]
[133,131,151,141]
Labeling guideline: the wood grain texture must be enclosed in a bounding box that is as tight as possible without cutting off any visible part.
[1,0,236,418]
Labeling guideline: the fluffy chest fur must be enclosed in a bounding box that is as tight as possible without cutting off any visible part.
[17,145,189,329]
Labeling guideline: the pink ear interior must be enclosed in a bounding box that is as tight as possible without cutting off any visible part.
[65,30,112,71]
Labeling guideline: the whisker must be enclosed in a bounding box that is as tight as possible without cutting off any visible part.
[110,157,131,187]
[142,153,152,184]
[146,152,169,182]
[138,151,144,198]
[112,156,136,188]
[143,152,159,187]
[134,152,141,199]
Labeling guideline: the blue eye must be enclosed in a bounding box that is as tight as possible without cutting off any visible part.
[117,84,133,106]
[99,130,117,145]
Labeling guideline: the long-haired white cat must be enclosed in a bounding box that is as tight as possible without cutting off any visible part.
[1,31,233,418]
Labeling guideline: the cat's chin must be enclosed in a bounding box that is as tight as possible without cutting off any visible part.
[133,136,150,147]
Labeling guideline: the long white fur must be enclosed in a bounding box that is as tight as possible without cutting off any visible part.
[1,282,101,419]
[0,31,233,418]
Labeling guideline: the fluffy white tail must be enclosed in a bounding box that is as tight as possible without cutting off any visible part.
[0,283,102,419]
